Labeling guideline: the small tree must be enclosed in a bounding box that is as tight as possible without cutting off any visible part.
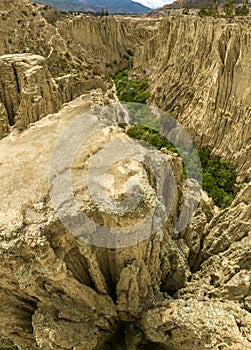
[198,2,217,16]
[212,0,219,15]
[198,4,208,15]
[224,0,235,16]
[101,8,109,16]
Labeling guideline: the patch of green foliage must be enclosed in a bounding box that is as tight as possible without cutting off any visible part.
[184,147,237,208]
[198,148,236,209]
[126,126,236,209]
[198,3,218,16]
[127,125,178,153]
[112,70,236,209]
[112,70,150,104]
[198,0,249,17]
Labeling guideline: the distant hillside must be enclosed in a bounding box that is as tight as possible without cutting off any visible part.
[33,0,151,14]
[147,0,248,12]
[169,0,244,7]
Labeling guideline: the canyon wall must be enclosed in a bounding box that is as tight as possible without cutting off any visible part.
[0,0,158,138]
[57,16,158,73]
[134,16,251,183]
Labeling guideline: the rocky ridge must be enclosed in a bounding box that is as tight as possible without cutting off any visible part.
[146,0,250,15]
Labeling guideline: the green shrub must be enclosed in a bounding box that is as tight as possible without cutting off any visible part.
[112,70,150,104]
[224,0,235,16]
[198,148,236,208]
[198,4,216,16]
[235,4,249,15]
[126,125,178,153]
[185,147,236,208]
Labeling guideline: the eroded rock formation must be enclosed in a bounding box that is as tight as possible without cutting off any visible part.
[133,16,251,182]
[0,0,158,138]
[0,2,250,350]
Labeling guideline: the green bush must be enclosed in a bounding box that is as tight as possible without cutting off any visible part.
[112,70,150,104]
[198,4,217,16]
[235,4,249,15]
[127,125,178,153]
[184,147,236,208]
[198,148,236,208]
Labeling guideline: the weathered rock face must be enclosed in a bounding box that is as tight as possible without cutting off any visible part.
[0,54,57,136]
[133,16,251,183]
[57,16,159,73]
[0,91,250,350]
[0,4,250,350]
[131,16,251,349]
[0,0,158,139]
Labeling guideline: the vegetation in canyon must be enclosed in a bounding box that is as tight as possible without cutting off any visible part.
[126,125,236,208]
[114,70,237,209]
[112,70,151,104]
[190,148,236,208]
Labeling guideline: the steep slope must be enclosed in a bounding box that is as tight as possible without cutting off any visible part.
[133,16,251,183]
[0,0,158,138]
[33,0,151,14]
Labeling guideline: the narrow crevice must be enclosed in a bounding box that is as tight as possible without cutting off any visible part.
[65,247,95,289]
[12,64,21,94]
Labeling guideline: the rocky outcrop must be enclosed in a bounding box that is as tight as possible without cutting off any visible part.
[0,54,58,132]
[0,53,107,135]
[0,92,250,349]
[0,4,250,350]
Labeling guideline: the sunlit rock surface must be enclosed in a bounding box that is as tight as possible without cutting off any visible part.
[0,1,250,349]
